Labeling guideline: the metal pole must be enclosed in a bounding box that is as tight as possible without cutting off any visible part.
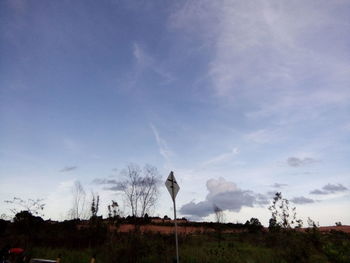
[173,197,179,263]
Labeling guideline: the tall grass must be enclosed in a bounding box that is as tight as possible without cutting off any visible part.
[25,231,348,263]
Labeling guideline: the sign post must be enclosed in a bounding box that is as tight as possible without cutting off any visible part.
[165,171,180,263]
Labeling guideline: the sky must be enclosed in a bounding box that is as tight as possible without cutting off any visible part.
[0,0,349,226]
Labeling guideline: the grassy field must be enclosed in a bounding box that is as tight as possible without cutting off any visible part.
[26,230,349,263]
[1,216,349,263]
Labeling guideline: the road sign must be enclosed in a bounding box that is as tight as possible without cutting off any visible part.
[165,171,180,263]
[165,171,180,201]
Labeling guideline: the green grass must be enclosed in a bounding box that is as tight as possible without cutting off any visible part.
[28,247,94,263]
[25,232,345,263]
[3,229,349,263]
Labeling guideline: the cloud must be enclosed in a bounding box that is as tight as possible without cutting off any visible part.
[60,166,77,173]
[309,189,328,195]
[291,196,314,204]
[271,183,288,189]
[244,129,284,144]
[180,200,214,218]
[150,123,173,166]
[287,157,317,167]
[323,183,348,193]
[310,183,348,195]
[133,43,173,83]
[103,185,125,191]
[170,1,350,121]
[63,138,81,153]
[266,191,279,197]
[201,148,239,167]
[92,178,124,191]
[180,178,268,219]
[45,180,76,220]
[92,178,118,185]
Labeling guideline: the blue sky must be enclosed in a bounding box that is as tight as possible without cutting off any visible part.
[1,0,349,225]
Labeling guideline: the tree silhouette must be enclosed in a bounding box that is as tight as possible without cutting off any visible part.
[268,192,303,231]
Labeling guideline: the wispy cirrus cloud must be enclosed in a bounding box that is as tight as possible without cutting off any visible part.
[133,43,173,83]
[244,129,285,144]
[201,148,239,167]
[170,0,350,120]
[150,123,173,167]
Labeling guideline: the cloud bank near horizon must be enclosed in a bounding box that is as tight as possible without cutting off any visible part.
[180,178,269,219]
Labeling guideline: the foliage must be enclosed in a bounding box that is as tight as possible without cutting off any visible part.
[11,230,350,263]
[322,231,350,263]
[90,192,100,218]
[244,217,263,233]
[107,200,120,219]
[0,219,9,236]
[307,217,319,228]
[1,217,350,263]
[268,192,303,231]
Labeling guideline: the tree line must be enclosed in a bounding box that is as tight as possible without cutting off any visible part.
[2,164,161,221]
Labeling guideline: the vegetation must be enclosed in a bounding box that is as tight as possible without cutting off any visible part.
[4,197,45,217]
[1,191,349,262]
[268,192,303,231]
[118,164,161,217]
[0,211,349,263]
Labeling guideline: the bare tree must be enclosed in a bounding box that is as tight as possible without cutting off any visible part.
[213,204,225,243]
[119,164,160,217]
[69,181,88,219]
[139,165,160,217]
[213,204,224,223]
[4,197,45,217]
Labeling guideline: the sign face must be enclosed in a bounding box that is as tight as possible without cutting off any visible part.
[165,171,180,201]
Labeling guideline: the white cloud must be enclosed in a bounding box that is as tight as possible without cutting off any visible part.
[45,180,75,220]
[133,43,173,83]
[244,129,284,144]
[170,0,350,121]
[201,147,239,166]
[180,177,268,219]
[150,123,173,168]
[206,177,238,198]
